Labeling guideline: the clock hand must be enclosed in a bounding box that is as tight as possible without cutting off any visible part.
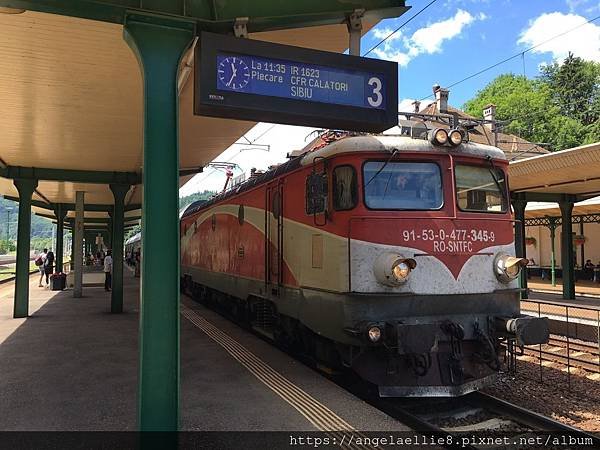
[227,72,235,86]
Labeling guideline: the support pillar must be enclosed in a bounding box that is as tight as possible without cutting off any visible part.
[13,178,38,318]
[124,16,193,431]
[579,221,585,268]
[512,199,528,299]
[70,220,75,270]
[74,191,84,298]
[110,184,129,313]
[559,198,575,300]
[54,204,67,273]
[548,217,557,286]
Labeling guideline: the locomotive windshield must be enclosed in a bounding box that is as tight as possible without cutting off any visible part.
[363,161,443,210]
[455,165,508,213]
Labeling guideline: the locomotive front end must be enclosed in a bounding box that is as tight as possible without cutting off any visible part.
[331,135,549,396]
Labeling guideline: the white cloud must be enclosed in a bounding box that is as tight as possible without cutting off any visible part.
[180,123,317,195]
[518,12,600,62]
[398,98,417,113]
[370,9,485,67]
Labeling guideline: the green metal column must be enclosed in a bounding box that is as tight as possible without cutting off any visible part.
[13,178,38,318]
[579,221,584,268]
[559,198,575,300]
[548,217,557,286]
[70,220,75,268]
[124,15,193,431]
[54,204,67,272]
[512,199,528,299]
[110,184,129,313]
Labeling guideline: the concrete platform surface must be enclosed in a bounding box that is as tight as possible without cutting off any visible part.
[0,273,408,432]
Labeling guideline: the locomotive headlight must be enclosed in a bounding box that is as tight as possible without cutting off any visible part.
[494,253,529,283]
[429,128,449,146]
[392,261,411,280]
[367,326,382,343]
[374,253,417,286]
[448,129,463,146]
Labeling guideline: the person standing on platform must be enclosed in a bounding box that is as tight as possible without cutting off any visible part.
[44,250,54,287]
[36,248,48,287]
[104,249,113,291]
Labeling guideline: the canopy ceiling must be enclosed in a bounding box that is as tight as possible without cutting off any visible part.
[509,142,600,197]
[0,7,391,221]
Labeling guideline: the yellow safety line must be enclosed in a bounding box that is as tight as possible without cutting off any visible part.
[181,304,374,450]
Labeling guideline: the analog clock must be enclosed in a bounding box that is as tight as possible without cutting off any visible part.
[218,56,250,90]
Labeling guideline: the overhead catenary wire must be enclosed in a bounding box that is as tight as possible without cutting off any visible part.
[417,13,600,101]
[362,0,441,57]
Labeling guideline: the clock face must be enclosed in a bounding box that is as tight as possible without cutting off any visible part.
[218,56,250,90]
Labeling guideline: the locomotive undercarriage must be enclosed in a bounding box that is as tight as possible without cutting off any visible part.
[181,270,548,397]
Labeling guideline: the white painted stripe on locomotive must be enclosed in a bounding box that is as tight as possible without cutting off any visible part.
[350,239,518,295]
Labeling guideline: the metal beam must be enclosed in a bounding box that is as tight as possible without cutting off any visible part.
[0,0,408,33]
[6,195,141,213]
[0,166,140,185]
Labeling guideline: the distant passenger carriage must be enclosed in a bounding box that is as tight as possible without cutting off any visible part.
[180,125,549,397]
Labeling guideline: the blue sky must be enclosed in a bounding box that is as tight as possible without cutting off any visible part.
[364,0,600,110]
[181,0,600,196]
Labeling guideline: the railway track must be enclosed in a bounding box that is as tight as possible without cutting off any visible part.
[520,335,600,374]
[371,391,600,449]
[185,292,600,446]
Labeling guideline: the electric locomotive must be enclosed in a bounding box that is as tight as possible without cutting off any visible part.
[180,124,549,397]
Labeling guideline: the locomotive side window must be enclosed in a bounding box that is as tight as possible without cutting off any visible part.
[363,162,442,210]
[306,173,328,215]
[333,166,357,211]
[455,165,507,213]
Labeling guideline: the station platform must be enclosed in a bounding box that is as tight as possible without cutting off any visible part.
[527,277,600,300]
[0,272,408,433]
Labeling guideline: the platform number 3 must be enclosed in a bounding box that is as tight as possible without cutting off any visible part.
[367,77,383,108]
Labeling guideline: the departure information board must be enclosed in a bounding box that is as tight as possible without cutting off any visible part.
[215,53,387,110]
[195,32,398,132]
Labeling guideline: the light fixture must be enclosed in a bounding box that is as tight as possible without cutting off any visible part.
[429,128,448,146]
[448,129,463,146]
[494,253,528,283]
[367,326,382,343]
[374,253,417,286]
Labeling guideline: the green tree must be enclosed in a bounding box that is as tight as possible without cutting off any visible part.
[463,54,600,152]
[541,53,600,126]
[463,74,564,147]
[179,190,216,210]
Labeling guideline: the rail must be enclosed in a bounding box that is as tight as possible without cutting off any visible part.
[516,298,600,392]
[365,392,599,449]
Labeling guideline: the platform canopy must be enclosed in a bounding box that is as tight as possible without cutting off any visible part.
[0,1,408,222]
[509,142,600,201]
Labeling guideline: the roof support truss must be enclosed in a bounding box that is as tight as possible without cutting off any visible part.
[0,0,408,33]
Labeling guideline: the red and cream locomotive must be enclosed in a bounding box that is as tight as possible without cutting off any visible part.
[180,123,549,396]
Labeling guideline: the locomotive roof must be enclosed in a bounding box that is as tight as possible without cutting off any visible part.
[181,135,505,219]
[299,135,506,166]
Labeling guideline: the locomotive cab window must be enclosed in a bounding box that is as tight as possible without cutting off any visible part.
[363,161,443,210]
[455,165,508,213]
[333,165,357,210]
[306,172,328,214]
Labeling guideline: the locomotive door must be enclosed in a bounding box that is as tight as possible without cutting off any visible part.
[265,181,284,294]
